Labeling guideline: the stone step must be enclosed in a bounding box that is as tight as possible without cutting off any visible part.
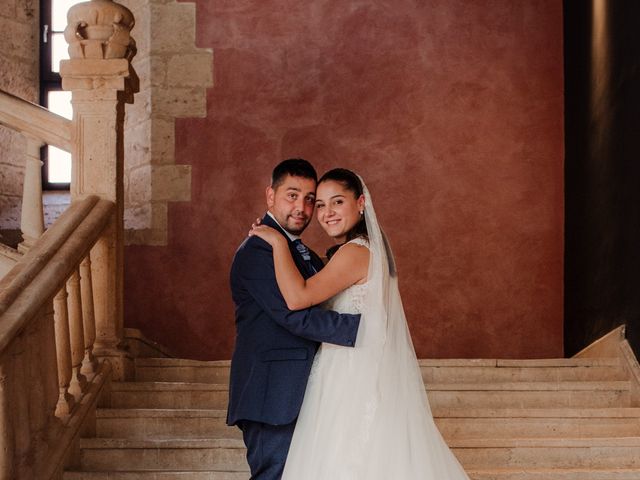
[135,358,232,384]
[75,437,640,471]
[102,381,632,410]
[467,469,640,480]
[95,408,242,439]
[431,381,631,409]
[438,415,640,439]
[62,469,640,480]
[134,357,627,384]
[64,472,248,480]
[453,437,640,469]
[77,438,248,472]
[94,407,640,440]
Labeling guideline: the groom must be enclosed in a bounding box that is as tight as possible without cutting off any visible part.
[227,158,361,480]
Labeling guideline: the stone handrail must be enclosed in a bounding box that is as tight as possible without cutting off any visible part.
[0,195,114,478]
[0,88,74,255]
[0,0,137,476]
[0,89,72,152]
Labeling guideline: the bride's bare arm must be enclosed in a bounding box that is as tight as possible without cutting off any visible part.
[250,225,369,310]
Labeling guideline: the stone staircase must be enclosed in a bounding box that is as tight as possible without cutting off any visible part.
[63,357,640,479]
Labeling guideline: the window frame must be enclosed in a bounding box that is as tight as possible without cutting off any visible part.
[40,0,71,191]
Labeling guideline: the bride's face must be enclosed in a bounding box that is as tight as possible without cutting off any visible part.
[315,180,365,243]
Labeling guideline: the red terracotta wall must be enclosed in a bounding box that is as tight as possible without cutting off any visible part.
[125,0,564,360]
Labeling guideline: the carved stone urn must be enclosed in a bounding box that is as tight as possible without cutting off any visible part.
[64,0,136,61]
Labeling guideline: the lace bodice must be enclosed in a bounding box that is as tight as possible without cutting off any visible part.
[322,237,369,314]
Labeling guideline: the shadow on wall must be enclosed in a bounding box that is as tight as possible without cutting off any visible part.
[564,0,640,358]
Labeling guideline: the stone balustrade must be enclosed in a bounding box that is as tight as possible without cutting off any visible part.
[0,0,137,476]
[0,91,73,256]
[0,196,114,478]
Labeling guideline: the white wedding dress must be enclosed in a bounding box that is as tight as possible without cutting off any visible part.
[282,180,470,479]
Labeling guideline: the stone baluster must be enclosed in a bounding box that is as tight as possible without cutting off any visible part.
[53,287,75,417]
[41,300,64,441]
[66,270,87,400]
[80,255,98,377]
[60,0,138,381]
[0,359,14,479]
[18,135,45,254]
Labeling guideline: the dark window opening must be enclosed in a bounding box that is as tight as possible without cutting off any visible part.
[40,0,82,190]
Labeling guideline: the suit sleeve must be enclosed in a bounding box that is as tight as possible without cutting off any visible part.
[235,239,360,347]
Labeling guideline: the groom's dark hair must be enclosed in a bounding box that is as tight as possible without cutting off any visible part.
[271,158,318,189]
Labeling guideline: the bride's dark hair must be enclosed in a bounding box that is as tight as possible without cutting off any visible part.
[318,168,368,259]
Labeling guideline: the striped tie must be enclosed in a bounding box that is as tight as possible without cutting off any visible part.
[293,239,317,274]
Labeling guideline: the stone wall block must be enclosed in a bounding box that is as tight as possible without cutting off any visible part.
[124,119,152,168]
[0,0,15,18]
[119,0,210,246]
[125,90,152,125]
[120,0,147,15]
[125,226,167,246]
[149,117,175,165]
[133,55,167,90]
[128,165,153,203]
[0,17,36,60]
[0,0,37,237]
[149,55,169,88]
[0,130,26,225]
[0,59,38,100]
[150,2,196,53]
[124,138,150,171]
[149,200,168,228]
[151,86,207,117]
[167,52,213,88]
[124,202,152,230]
[0,127,26,161]
[130,54,152,88]
[15,0,36,23]
[115,0,146,61]
[0,164,25,196]
[151,165,191,202]
[125,104,151,132]
[125,202,168,245]
[0,196,21,228]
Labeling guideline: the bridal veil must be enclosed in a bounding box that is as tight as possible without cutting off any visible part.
[283,176,470,479]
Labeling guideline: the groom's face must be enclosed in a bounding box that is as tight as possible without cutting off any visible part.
[266,174,316,235]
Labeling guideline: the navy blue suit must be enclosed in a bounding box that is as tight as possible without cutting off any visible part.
[227,214,360,479]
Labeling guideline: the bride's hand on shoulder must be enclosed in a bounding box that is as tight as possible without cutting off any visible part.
[248,220,283,247]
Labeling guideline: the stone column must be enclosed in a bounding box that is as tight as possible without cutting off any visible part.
[18,135,45,253]
[59,0,137,381]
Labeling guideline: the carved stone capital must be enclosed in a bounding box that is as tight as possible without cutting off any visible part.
[64,0,136,61]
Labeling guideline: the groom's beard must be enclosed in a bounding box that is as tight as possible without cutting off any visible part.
[282,214,311,235]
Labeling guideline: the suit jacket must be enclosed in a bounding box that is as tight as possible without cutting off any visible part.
[227,214,360,426]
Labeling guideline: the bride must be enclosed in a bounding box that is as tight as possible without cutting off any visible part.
[249,168,469,479]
